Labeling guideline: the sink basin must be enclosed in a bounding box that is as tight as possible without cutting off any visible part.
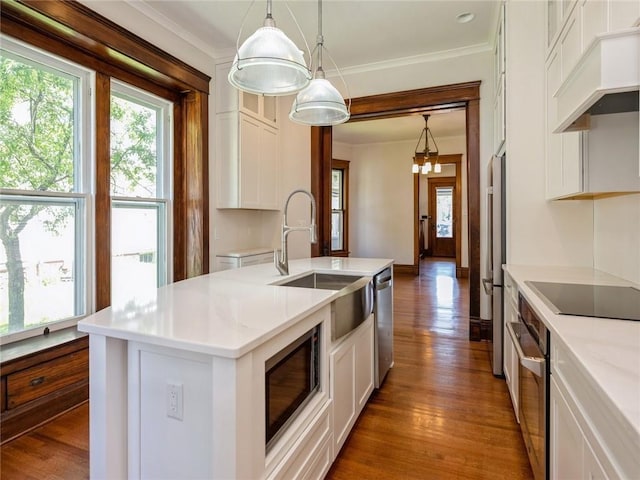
[278,273,374,340]
[279,273,364,290]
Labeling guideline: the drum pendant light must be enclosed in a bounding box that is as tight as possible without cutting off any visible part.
[289,0,350,126]
[229,0,311,96]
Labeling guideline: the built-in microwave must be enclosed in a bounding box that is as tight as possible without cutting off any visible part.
[265,325,320,452]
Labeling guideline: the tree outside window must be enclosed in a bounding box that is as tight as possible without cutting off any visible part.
[0,43,172,337]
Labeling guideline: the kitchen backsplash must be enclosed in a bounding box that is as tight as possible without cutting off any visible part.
[593,194,640,285]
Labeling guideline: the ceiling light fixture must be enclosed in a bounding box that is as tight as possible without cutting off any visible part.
[289,0,350,126]
[412,114,441,175]
[228,0,312,96]
[456,12,475,24]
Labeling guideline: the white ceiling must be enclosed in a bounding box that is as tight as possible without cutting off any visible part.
[122,0,498,144]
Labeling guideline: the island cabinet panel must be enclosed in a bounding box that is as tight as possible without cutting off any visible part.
[330,314,375,457]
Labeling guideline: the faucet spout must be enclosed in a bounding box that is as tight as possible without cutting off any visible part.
[275,189,318,276]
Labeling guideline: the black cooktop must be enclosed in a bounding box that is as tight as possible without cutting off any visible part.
[526,281,640,321]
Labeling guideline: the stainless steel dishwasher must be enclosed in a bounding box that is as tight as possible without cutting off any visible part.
[374,268,393,388]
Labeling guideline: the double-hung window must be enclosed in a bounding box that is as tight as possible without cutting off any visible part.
[331,159,350,256]
[110,81,172,310]
[0,37,93,340]
[0,38,175,342]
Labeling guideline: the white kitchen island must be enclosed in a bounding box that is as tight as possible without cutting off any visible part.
[78,257,392,480]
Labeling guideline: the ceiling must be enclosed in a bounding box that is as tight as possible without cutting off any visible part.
[121,0,498,144]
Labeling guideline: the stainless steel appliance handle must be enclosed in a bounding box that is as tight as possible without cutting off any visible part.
[482,278,493,295]
[506,321,545,378]
[376,279,392,290]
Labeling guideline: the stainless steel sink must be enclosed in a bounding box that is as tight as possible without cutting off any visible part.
[278,273,374,340]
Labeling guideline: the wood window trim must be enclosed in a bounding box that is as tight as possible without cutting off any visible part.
[331,159,350,257]
[310,82,481,324]
[1,0,211,311]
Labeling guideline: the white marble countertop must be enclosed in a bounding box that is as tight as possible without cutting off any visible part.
[215,247,274,258]
[77,257,393,358]
[503,265,640,439]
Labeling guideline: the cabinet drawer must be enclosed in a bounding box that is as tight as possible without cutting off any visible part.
[6,348,88,409]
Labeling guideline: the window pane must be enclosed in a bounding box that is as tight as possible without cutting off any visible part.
[436,186,453,238]
[111,203,163,310]
[110,94,159,197]
[0,54,76,193]
[0,200,82,335]
[332,169,342,210]
[331,211,343,251]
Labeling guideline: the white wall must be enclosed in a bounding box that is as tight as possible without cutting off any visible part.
[505,1,594,269]
[594,195,640,284]
[337,133,468,268]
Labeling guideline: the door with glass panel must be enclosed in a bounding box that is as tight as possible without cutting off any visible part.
[428,178,456,258]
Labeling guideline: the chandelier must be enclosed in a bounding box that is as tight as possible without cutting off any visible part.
[411,114,441,174]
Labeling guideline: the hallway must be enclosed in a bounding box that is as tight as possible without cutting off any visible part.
[326,258,532,479]
[0,258,532,479]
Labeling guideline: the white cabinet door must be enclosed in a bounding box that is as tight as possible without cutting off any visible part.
[545,44,583,200]
[354,316,374,412]
[550,375,584,480]
[260,125,279,210]
[240,115,262,209]
[330,316,375,458]
[215,61,279,210]
[330,339,355,455]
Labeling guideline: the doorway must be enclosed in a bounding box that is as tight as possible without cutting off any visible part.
[427,177,456,258]
[310,81,482,337]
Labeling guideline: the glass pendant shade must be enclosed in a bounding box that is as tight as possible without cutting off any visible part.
[412,162,420,174]
[229,19,311,96]
[289,77,349,125]
[434,163,442,173]
[421,162,432,175]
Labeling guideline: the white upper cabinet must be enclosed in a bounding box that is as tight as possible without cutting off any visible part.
[544,0,640,199]
[493,2,506,155]
[215,61,279,210]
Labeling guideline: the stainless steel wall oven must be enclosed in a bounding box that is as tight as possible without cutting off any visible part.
[265,325,320,452]
[507,294,549,480]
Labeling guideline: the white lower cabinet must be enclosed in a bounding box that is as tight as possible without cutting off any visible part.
[550,337,638,479]
[550,375,607,480]
[330,315,374,457]
[503,273,519,422]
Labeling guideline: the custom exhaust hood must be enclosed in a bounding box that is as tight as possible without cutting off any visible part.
[554,29,639,133]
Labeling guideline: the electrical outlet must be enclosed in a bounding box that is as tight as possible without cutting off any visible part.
[166,382,183,421]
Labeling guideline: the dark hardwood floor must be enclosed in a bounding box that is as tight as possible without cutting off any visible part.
[0,258,531,479]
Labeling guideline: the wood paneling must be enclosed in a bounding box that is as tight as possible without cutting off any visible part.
[95,73,111,311]
[6,349,88,409]
[466,99,481,337]
[1,0,210,94]
[174,90,210,280]
[310,126,333,257]
[1,335,89,444]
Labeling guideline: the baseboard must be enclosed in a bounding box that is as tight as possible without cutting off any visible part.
[469,317,482,341]
[456,267,469,278]
[480,317,492,341]
[393,264,419,275]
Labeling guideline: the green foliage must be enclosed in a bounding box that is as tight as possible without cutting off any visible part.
[0,56,75,193]
[110,95,158,197]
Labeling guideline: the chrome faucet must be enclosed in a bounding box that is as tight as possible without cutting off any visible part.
[275,189,318,275]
